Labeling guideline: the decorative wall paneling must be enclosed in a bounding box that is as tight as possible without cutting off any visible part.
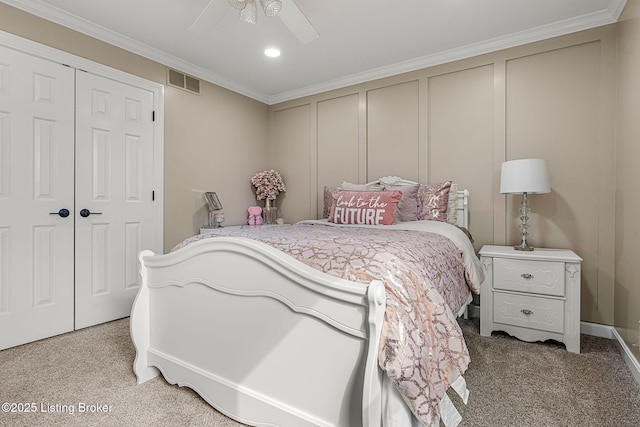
[317,94,360,218]
[614,2,640,360]
[366,80,420,182]
[272,104,313,222]
[268,26,617,325]
[505,40,616,324]
[428,65,495,250]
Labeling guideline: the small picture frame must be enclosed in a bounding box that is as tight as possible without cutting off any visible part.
[204,192,223,211]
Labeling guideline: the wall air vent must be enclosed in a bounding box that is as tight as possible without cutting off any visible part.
[167,68,201,95]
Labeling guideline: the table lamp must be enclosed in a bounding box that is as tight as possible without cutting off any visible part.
[500,158,550,251]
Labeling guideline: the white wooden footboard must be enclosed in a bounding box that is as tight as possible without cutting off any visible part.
[131,237,386,427]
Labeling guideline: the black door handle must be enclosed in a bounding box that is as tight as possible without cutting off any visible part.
[79,209,102,217]
[49,208,70,218]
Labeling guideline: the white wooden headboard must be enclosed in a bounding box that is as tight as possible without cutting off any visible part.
[368,176,469,229]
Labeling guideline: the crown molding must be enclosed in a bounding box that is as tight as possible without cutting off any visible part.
[0,0,271,103]
[267,1,626,104]
[1,0,627,105]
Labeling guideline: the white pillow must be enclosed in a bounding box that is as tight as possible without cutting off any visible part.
[339,181,383,191]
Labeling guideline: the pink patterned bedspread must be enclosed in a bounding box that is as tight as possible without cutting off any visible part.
[174,221,483,426]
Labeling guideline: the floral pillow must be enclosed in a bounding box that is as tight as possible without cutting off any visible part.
[446,182,458,225]
[417,181,451,222]
[323,186,337,218]
[328,190,401,225]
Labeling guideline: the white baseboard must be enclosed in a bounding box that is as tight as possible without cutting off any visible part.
[611,327,640,385]
[581,321,640,385]
[580,321,613,338]
[467,303,480,319]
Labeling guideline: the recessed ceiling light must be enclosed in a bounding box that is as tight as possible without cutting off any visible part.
[264,48,281,58]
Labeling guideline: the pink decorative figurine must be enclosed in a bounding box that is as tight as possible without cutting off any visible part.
[248,206,263,225]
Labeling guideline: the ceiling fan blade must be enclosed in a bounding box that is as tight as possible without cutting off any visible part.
[189,0,230,35]
[278,0,319,44]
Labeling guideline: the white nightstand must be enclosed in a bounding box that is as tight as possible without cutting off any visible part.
[199,224,286,234]
[479,245,582,353]
[199,225,243,234]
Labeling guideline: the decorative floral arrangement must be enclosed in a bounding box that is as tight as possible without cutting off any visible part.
[251,169,286,201]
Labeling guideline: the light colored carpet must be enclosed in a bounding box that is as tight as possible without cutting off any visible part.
[456,319,640,426]
[1,317,639,426]
[0,318,245,427]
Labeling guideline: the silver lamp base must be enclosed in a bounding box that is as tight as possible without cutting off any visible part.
[514,242,535,251]
[515,192,535,251]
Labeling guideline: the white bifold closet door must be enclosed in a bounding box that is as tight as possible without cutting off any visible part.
[0,45,76,350]
[0,44,157,349]
[74,71,155,330]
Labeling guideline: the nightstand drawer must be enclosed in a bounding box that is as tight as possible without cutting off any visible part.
[494,258,565,296]
[494,292,564,334]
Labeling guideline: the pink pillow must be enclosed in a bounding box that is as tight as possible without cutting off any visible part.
[417,182,451,221]
[329,190,401,225]
[383,184,419,222]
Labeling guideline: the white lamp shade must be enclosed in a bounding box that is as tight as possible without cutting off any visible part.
[500,158,550,194]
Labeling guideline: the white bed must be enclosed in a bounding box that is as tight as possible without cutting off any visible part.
[130,178,482,427]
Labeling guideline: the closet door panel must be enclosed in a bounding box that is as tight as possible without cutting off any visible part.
[0,45,75,350]
[74,71,156,329]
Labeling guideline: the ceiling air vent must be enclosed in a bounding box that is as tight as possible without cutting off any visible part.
[167,68,201,95]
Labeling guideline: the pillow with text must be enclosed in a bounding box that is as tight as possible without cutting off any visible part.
[328,190,401,225]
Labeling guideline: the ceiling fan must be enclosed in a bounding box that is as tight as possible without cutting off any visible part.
[189,0,319,44]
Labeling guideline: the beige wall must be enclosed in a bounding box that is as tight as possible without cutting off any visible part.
[269,26,620,326]
[615,0,640,358]
[505,39,617,324]
[3,1,637,333]
[0,3,269,251]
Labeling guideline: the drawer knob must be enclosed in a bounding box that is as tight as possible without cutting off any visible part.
[521,309,534,316]
[521,273,534,280]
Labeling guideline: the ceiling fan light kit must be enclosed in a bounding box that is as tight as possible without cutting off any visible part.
[229,0,282,24]
[239,0,258,24]
[260,0,283,17]
[228,0,246,10]
[190,0,319,45]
